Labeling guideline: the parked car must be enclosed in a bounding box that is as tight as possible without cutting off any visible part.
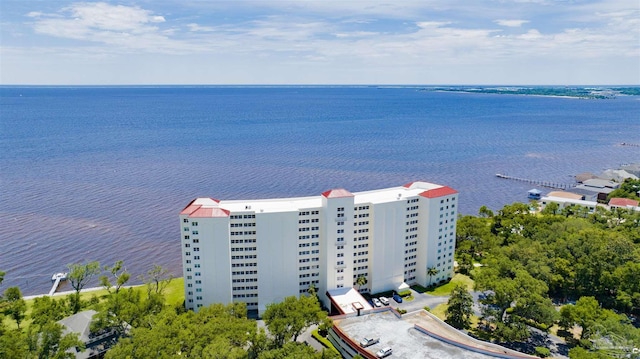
[376,347,393,358]
[392,294,403,303]
[372,298,382,307]
[379,297,389,305]
[359,337,380,348]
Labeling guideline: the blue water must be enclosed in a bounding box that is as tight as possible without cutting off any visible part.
[1,86,639,295]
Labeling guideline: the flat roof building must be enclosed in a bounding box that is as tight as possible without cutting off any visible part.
[179,181,458,314]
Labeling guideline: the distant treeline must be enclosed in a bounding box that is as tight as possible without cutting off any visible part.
[422,86,640,99]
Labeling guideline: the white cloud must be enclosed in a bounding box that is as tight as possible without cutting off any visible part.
[494,19,529,27]
[3,0,638,84]
[518,29,542,40]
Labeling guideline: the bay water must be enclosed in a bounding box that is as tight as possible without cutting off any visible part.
[1,86,638,294]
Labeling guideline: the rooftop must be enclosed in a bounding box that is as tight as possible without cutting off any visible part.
[333,309,535,359]
[327,287,373,315]
[181,182,457,216]
[609,197,640,208]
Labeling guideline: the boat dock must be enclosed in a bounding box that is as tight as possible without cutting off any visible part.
[49,272,68,296]
[496,173,570,190]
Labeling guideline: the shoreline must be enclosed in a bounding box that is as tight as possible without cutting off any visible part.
[23,284,141,301]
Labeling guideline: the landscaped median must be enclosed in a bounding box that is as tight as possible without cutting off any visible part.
[312,329,340,354]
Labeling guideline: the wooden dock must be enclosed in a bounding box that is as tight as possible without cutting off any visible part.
[49,273,68,296]
[495,173,570,190]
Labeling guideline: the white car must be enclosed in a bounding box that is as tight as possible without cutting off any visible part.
[379,296,389,305]
[359,337,380,348]
[372,298,382,307]
[376,347,392,358]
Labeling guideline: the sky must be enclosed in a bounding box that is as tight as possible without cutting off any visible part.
[0,0,638,85]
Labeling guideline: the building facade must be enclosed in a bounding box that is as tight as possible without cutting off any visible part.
[179,181,458,314]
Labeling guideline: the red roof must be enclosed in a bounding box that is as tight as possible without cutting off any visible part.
[609,198,639,207]
[322,188,354,198]
[419,186,458,198]
[189,207,230,218]
[180,198,225,216]
[180,199,201,215]
[403,182,417,188]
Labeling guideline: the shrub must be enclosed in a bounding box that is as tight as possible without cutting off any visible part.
[397,289,411,297]
[396,308,407,314]
[534,346,551,358]
[312,329,340,354]
[423,306,431,312]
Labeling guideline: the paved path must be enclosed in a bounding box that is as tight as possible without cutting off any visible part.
[296,324,326,352]
[380,288,449,312]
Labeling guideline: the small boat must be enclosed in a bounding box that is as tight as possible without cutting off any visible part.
[51,272,68,281]
[527,189,542,200]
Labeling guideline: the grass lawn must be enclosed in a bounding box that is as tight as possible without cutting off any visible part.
[432,303,448,321]
[3,278,185,331]
[425,273,474,296]
[430,303,479,328]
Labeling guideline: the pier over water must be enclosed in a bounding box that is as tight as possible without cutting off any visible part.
[49,273,68,296]
[495,173,570,190]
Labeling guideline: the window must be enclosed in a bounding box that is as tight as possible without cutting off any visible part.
[183,218,189,223]
[192,222,198,226]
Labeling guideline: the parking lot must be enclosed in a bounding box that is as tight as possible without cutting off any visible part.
[370,288,449,313]
[335,310,495,359]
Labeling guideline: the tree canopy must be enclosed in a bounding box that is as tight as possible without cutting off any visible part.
[457,202,640,355]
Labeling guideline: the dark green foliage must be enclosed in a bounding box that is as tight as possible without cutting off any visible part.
[263,294,327,347]
[67,261,101,314]
[3,287,26,329]
[30,296,71,326]
[534,346,551,358]
[445,284,474,329]
[607,178,640,201]
[461,202,640,350]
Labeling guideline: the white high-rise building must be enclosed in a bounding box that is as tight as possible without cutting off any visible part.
[179,181,458,314]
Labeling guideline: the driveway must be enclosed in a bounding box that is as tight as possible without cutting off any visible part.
[386,289,449,312]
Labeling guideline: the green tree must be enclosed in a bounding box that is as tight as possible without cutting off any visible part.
[100,260,130,294]
[478,206,494,218]
[607,178,640,201]
[3,286,26,329]
[106,303,255,359]
[140,264,173,297]
[263,294,327,347]
[25,321,84,359]
[92,287,144,336]
[540,202,560,215]
[67,261,101,313]
[355,275,367,292]
[475,257,557,341]
[0,328,29,358]
[445,284,474,329]
[30,296,71,327]
[427,267,439,286]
